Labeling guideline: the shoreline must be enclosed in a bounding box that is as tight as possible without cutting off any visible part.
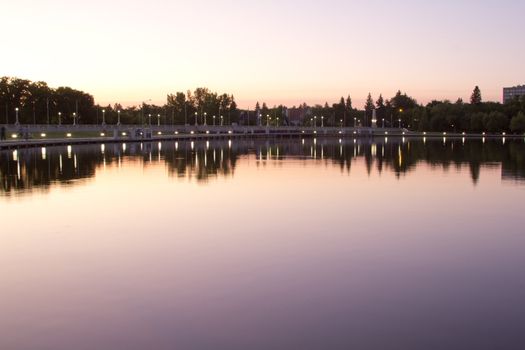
[0,125,522,151]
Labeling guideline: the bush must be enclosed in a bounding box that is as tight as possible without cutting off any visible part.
[510,112,525,134]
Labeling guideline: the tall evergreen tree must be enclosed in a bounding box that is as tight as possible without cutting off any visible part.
[470,86,482,105]
[376,94,384,108]
[365,93,374,111]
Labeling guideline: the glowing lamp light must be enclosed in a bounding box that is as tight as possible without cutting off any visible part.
[190,131,194,134]
[66,133,72,137]
[11,134,18,139]
[228,130,233,134]
[100,133,105,136]
[122,132,127,136]
[40,133,46,137]
[174,131,179,135]
[157,131,162,135]
[206,130,210,134]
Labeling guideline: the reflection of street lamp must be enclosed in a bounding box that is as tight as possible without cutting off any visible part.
[15,107,19,125]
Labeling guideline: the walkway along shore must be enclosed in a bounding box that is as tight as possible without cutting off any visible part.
[0,124,521,151]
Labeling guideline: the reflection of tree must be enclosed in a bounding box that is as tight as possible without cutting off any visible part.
[1,138,525,194]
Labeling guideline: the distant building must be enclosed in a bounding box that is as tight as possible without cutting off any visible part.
[503,85,525,103]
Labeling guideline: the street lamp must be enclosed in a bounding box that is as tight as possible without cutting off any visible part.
[117,110,121,125]
[157,114,161,126]
[398,118,402,128]
[314,116,317,128]
[102,109,106,125]
[73,112,77,126]
[220,115,223,126]
[321,116,324,128]
[148,113,152,126]
[382,118,384,128]
[15,107,19,125]
[266,114,270,127]
[276,117,279,127]
[203,112,207,126]
[58,112,62,126]
[354,117,356,127]
[194,112,198,126]
[213,115,216,126]
[340,119,343,128]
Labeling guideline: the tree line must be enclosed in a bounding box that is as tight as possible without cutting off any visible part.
[0,77,240,125]
[2,77,525,133]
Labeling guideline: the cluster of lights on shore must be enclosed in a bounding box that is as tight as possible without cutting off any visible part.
[4,106,514,142]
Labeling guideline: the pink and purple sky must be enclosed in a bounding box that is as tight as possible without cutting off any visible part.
[1,0,523,108]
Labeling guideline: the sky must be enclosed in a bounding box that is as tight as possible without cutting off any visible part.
[1,0,524,108]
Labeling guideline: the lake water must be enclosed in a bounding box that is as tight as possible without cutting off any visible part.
[1,137,525,350]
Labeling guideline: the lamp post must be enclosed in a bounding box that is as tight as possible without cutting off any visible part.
[340,118,343,128]
[266,114,270,127]
[276,117,279,127]
[220,115,223,126]
[398,118,402,128]
[15,107,19,125]
[58,112,62,126]
[73,112,77,126]
[382,118,384,128]
[194,112,198,126]
[157,114,161,126]
[102,109,106,125]
[117,110,121,125]
[148,114,152,126]
[354,117,356,127]
[314,116,317,128]
[213,115,216,126]
[203,112,207,126]
[321,116,324,127]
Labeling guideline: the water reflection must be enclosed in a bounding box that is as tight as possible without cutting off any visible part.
[1,137,525,195]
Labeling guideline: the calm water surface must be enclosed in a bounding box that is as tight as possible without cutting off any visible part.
[1,137,525,349]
